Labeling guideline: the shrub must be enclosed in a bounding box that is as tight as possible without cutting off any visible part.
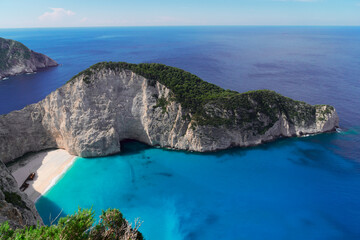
[0,208,143,240]
[153,97,169,113]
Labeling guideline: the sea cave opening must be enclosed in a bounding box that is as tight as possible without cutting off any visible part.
[119,139,151,155]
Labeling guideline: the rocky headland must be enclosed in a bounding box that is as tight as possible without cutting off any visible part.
[0,62,339,164]
[0,37,58,79]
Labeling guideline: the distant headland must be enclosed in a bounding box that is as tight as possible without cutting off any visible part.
[0,37,58,79]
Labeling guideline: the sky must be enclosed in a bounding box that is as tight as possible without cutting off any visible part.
[0,0,359,28]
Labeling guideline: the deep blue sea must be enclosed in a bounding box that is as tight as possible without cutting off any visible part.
[0,27,359,239]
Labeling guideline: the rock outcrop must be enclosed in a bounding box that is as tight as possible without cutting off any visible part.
[0,37,58,79]
[0,161,43,228]
[0,62,339,164]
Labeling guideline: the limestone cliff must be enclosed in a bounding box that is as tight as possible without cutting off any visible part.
[0,62,339,164]
[0,161,43,228]
[0,37,58,79]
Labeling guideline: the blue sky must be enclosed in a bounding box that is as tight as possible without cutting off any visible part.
[1,0,359,28]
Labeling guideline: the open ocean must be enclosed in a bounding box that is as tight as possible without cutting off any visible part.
[0,26,359,239]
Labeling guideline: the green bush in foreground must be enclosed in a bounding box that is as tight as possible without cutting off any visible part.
[0,208,143,240]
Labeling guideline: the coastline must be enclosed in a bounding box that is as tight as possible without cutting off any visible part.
[8,149,77,202]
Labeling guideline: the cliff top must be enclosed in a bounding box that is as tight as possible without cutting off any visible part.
[68,61,334,129]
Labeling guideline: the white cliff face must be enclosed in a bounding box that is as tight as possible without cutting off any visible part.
[0,68,339,164]
[0,161,43,228]
[40,69,196,156]
[315,105,339,132]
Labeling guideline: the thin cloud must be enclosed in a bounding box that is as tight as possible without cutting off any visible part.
[39,8,75,21]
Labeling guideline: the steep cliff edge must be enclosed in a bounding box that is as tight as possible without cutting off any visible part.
[0,161,43,228]
[0,37,58,79]
[0,62,339,164]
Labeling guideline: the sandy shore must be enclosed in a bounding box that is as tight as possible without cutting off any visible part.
[9,149,76,202]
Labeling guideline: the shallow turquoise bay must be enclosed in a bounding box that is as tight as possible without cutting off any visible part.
[36,132,360,239]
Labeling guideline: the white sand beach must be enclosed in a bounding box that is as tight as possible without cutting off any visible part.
[9,149,76,202]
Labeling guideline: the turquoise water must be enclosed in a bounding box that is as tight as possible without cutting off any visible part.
[0,26,359,239]
[36,134,360,239]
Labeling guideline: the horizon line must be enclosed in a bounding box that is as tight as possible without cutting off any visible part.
[0,24,360,30]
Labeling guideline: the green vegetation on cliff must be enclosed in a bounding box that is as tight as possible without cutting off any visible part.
[69,62,331,131]
[0,208,143,240]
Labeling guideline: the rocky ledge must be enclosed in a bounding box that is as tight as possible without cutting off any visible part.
[0,37,58,79]
[0,62,339,164]
[0,161,42,228]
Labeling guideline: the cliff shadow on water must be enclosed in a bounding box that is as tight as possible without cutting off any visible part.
[119,132,341,159]
[81,127,353,166]
[35,197,67,225]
